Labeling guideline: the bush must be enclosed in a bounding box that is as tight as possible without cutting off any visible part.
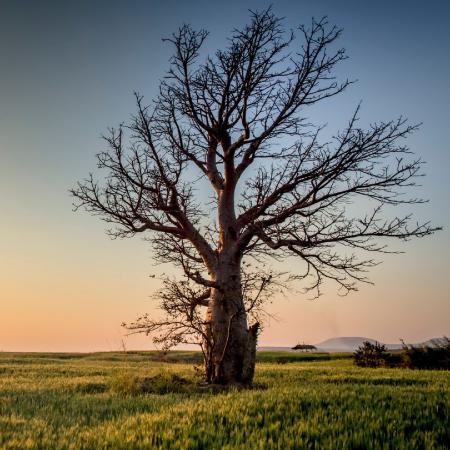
[401,337,450,370]
[353,341,389,368]
[353,337,450,370]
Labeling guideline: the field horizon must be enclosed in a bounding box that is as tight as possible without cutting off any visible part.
[3,333,447,355]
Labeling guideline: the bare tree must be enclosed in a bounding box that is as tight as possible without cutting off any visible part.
[71,8,439,385]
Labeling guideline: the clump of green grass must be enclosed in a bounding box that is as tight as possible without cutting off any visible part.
[110,371,194,395]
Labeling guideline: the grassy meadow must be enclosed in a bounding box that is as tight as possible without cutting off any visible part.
[0,351,449,449]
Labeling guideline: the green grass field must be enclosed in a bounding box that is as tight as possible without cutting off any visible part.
[0,351,448,449]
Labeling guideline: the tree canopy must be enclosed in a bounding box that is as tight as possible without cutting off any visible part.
[72,8,439,385]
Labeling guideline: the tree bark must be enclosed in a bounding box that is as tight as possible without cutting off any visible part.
[201,160,260,385]
[203,260,259,385]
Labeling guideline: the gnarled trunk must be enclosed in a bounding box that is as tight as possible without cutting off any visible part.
[201,172,259,385]
[203,261,259,385]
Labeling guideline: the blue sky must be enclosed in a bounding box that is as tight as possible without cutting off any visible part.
[0,0,448,351]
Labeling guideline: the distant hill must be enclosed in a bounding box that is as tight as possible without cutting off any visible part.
[412,337,448,347]
[315,337,379,352]
[315,337,406,352]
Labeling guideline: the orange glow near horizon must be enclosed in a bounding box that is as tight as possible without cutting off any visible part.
[1,220,448,352]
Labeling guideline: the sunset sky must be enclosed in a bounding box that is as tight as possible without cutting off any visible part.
[1,0,449,352]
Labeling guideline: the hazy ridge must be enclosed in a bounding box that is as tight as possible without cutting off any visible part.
[259,336,447,353]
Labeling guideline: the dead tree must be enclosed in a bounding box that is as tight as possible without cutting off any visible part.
[71,8,439,385]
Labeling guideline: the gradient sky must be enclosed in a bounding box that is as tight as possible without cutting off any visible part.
[1,0,449,352]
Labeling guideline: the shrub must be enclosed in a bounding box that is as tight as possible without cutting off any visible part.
[353,337,450,370]
[401,337,450,370]
[383,352,403,368]
[353,341,389,368]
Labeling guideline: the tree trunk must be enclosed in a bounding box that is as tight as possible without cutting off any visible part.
[203,261,259,385]
[201,177,259,385]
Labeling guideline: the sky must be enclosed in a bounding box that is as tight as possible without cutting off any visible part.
[0,0,449,352]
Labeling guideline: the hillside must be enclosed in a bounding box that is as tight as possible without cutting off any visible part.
[315,337,379,352]
[315,337,410,352]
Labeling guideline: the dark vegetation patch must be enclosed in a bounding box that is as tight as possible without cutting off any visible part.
[353,338,450,370]
[402,339,450,370]
[354,341,391,368]
[75,382,109,394]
